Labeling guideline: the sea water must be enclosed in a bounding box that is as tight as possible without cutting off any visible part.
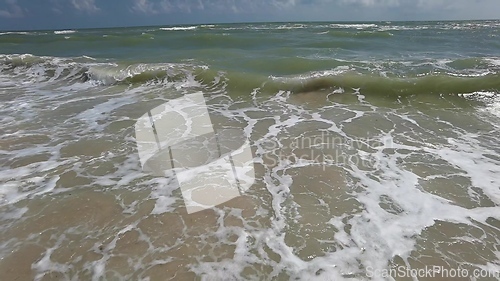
[1,21,500,280]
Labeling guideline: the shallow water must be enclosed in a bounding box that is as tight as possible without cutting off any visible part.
[1,21,500,280]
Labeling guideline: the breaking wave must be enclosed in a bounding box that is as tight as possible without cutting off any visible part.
[1,54,499,98]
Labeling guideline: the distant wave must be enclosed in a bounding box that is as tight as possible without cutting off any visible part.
[0,31,30,36]
[326,30,393,38]
[275,24,307,30]
[160,26,197,31]
[54,30,77,35]
[330,23,378,29]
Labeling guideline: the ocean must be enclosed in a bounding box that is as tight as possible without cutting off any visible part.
[1,21,500,280]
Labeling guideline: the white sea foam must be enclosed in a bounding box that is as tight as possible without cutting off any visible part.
[377,25,430,31]
[54,30,76,34]
[431,135,500,204]
[330,23,377,29]
[0,31,30,35]
[160,26,197,31]
[487,99,500,118]
[276,24,306,30]
[184,89,499,279]
[485,58,500,67]
[460,91,500,118]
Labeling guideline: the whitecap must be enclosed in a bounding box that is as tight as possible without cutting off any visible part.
[54,30,76,35]
[160,26,197,31]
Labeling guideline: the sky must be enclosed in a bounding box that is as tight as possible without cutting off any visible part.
[0,0,499,30]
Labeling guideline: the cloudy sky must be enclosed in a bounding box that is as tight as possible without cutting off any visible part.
[0,0,499,30]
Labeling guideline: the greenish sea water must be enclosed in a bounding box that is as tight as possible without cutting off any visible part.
[1,21,500,280]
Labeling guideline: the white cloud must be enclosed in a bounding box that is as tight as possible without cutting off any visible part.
[131,0,300,14]
[132,0,198,14]
[0,0,24,18]
[338,0,491,11]
[71,0,100,13]
[132,0,159,13]
[272,0,297,8]
[339,0,400,7]
[128,0,499,18]
[415,0,460,10]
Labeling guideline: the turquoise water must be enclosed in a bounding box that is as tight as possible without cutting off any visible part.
[1,21,500,280]
[2,21,500,96]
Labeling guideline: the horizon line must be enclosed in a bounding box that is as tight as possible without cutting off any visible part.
[2,18,499,33]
